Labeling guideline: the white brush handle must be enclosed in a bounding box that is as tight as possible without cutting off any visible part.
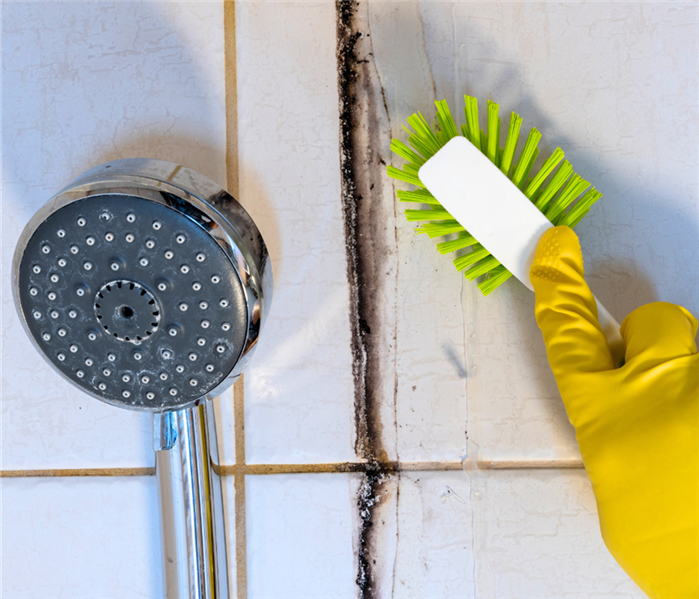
[418,137,624,362]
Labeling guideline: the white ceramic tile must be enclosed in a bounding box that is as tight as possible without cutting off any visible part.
[215,388,236,466]
[236,2,357,464]
[245,474,356,598]
[1,476,163,599]
[368,1,470,464]
[221,473,238,599]
[376,1,699,462]
[1,1,227,469]
[393,472,475,598]
[470,469,646,598]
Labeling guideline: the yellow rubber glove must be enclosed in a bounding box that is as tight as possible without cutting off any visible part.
[530,226,698,599]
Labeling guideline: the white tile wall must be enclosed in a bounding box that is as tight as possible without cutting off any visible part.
[470,470,646,598]
[245,474,356,598]
[2,0,227,469]
[376,0,699,462]
[236,1,357,465]
[362,1,472,465]
[394,472,475,598]
[2,1,695,598]
[1,476,163,599]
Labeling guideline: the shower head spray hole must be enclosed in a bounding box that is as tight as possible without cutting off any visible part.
[16,192,251,411]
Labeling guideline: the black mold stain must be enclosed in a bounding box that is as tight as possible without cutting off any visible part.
[355,470,387,596]
[337,0,372,462]
[336,1,393,597]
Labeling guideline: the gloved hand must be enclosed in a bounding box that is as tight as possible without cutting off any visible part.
[530,226,698,599]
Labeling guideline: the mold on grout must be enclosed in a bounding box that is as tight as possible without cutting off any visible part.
[336,0,398,595]
[337,0,383,466]
[355,471,390,598]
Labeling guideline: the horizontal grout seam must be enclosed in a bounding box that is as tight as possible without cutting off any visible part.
[0,459,584,478]
[0,467,156,478]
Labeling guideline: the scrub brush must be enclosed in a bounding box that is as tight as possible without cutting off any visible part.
[387,96,602,296]
[387,95,624,362]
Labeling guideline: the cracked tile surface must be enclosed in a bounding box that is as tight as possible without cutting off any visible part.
[2,1,696,598]
[383,0,699,463]
[470,470,646,597]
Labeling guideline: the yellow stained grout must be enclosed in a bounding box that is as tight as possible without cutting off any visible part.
[223,2,247,597]
[476,459,584,470]
[224,0,239,202]
[231,377,247,599]
[0,467,156,478]
[0,5,588,599]
[0,459,584,479]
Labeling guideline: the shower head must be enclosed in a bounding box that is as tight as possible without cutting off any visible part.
[13,158,272,412]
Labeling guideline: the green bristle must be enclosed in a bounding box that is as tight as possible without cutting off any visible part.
[464,256,501,280]
[434,121,450,146]
[436,233,478,254]
[435,100,460,140]
[499,112,522,177]
[463,96,481,150]
[388,96,602,297]
[486,112,501,166]
[407,131,437,159]
[407,112,442,155]
[534,160,573,211]
[387,165,422,187]
[511,128,542,188]
[559,188,602,228]
[402,162,421,177]
[545,174,590,223]
[396,189,441,205]
[478,266,514,295]
[453,245,491,271]
[566,209,590,229]
[403,129,434,160]
[404,208,452,222]
[390,139,426,167]
[523,147,564,200]
[416,220,465,238]
[519,148,540,188]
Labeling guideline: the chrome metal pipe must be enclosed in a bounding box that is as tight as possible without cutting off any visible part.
[155,401,229,599]
[13,159,271,598]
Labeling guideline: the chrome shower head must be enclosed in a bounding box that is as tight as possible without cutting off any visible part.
[13,158,271,412]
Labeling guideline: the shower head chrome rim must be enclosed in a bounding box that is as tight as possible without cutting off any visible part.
[13,158,272,412]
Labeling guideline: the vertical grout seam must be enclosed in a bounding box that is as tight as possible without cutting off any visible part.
[223,2,247,598]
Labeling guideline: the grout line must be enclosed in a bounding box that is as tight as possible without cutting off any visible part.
[232,376,247,599]
[0,467,156,478]
[234,461,463,475]
[240,463,379,475]
[235,459,583,474]
[223,2,247,598]
[0,459,585,479]
[476,459,584,470]
[224,0,239,201]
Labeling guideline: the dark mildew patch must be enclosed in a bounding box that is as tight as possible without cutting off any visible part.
[337,0,370,461]
[336,0,397,597]
[355,470,389,596]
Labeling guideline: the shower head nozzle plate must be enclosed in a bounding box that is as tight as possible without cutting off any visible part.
[13,160,271,412]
